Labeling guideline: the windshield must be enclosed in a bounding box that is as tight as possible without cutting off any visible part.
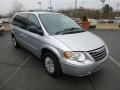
[39,13,84,35]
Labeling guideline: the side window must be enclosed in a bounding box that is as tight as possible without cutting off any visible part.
[28,14,41,31]
[12,14,28,30]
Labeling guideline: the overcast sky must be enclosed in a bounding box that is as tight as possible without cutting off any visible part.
[0,0,119,15]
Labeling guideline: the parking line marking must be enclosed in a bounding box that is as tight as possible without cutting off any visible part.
[0,55,32,89]
[109,56,120,68]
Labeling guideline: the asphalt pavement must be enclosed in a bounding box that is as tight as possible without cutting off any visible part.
[0,30,120,90]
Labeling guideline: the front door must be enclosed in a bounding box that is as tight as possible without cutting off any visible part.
[24,14,43,56]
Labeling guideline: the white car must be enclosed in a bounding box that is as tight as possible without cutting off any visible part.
[114,20,120,24]
[0,21,4,32]
[114,17,120,24]
[98,19,110,23]
[72,18,81,24]
[88,19,98,27]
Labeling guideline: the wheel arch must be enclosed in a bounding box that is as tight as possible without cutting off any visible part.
[41,45,63,74]
[41,45,62,61]
[11,31,15,37]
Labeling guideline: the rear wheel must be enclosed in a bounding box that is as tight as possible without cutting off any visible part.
[12,35,20,48]
[42,51,61,77]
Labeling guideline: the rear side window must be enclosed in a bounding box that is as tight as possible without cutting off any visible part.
[12,13,28,30]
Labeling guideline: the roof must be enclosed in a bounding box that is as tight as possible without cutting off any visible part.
[16,10,59,15]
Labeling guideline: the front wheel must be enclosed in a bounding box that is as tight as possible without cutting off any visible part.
[42,51,61,77]
[12,36,20,48]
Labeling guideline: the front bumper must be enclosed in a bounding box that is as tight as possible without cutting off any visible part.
[60,55,108,76]
[0,27,4,32]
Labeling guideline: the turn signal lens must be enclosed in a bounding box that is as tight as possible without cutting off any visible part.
[64,51,73,58]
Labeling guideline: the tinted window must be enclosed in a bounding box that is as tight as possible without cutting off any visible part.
[28,14,40,28]
[12,13,28,30]
[27,14,42,34]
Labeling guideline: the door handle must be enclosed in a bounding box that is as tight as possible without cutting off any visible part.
[20,33,24,36]
[20,33,27,38]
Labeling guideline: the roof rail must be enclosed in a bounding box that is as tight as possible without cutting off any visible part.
[28,9,55,12]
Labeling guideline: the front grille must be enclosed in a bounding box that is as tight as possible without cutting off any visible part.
[88,45,107,61]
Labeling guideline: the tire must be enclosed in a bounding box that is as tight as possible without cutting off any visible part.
[12,35,20,48]
[42,51,61,77]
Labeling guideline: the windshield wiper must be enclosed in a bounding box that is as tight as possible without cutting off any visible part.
[55,27,84,35]
[55,30,70,35]
[64,27,80,31]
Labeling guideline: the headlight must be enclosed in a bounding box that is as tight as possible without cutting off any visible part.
[64,51,73,59]
[64,51,86,62]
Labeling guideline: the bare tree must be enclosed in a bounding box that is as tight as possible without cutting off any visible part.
[103,4,113,18]
[9,0,25,16]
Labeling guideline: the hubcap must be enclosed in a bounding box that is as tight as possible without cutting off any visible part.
[12,37,16,46]
[45,57,55,73]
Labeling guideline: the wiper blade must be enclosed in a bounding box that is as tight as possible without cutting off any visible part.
[63,30,84,34]
[55,30,70,35]
[55,30,84,35]
[64,27,80,31]
[55,28,84,35]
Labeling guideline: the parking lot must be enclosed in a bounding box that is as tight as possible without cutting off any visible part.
[0,30,120,90]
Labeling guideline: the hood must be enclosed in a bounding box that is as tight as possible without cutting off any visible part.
[53,31,105,51]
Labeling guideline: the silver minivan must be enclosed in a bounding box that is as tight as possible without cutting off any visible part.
[11,11,109,77]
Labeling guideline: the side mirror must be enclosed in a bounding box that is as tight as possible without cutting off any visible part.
[29,26,43,35]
